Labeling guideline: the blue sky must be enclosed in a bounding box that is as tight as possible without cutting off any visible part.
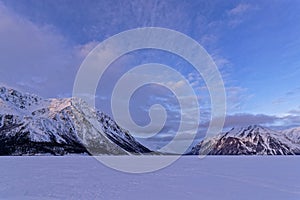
[1,0,300,149]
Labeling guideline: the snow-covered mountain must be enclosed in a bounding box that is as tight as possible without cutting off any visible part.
[190,125,300,155]
[0,87,151,155]
[283,127,300,144]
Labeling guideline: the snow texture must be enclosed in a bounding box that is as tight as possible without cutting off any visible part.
[0,156,300,200]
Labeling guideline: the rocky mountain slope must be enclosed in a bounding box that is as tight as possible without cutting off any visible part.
[0,87,151,155]
[190,125,300,155]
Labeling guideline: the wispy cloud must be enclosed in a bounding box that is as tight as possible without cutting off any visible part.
[272,87,300,106]
[227,3,254,16]
[226,87,252,113]
[227,3,259,27]
[272,98,286,105]
[285,87,300,96]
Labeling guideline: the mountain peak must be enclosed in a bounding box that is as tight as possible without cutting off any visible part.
[0,86,43,113]
[190,124,300,155]
[0,87,151,155]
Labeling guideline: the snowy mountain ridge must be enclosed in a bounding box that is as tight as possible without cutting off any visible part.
[190,125,300,155]
[0,86,151,155]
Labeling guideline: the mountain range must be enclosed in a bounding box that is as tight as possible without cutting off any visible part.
[190,125,300,155]
[1,86,300,156]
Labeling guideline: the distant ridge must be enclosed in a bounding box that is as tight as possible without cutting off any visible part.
[190,125,300,155]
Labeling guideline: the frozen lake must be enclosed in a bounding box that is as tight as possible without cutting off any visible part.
[0,156,300,200]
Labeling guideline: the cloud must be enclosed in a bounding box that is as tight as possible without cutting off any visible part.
[75,41,99,58]
[0,2,85,98]
[286,107,300,116]
[226,87,252,113]
[280,115,300,127]
[271,87,300,105]
[200,34,218,46]
[285,87,300,96]
[272,98,286,105]
[223,113,278,128]
[226,3,258,27]
[199,112,300,131]
[227,3,254,16]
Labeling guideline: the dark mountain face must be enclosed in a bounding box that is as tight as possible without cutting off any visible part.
[190,125,300,155]
[0,87,151,155]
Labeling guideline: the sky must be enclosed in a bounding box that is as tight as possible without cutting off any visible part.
[0,0,300,150]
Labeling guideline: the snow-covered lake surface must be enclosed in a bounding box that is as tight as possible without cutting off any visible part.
[0,156,300,200]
